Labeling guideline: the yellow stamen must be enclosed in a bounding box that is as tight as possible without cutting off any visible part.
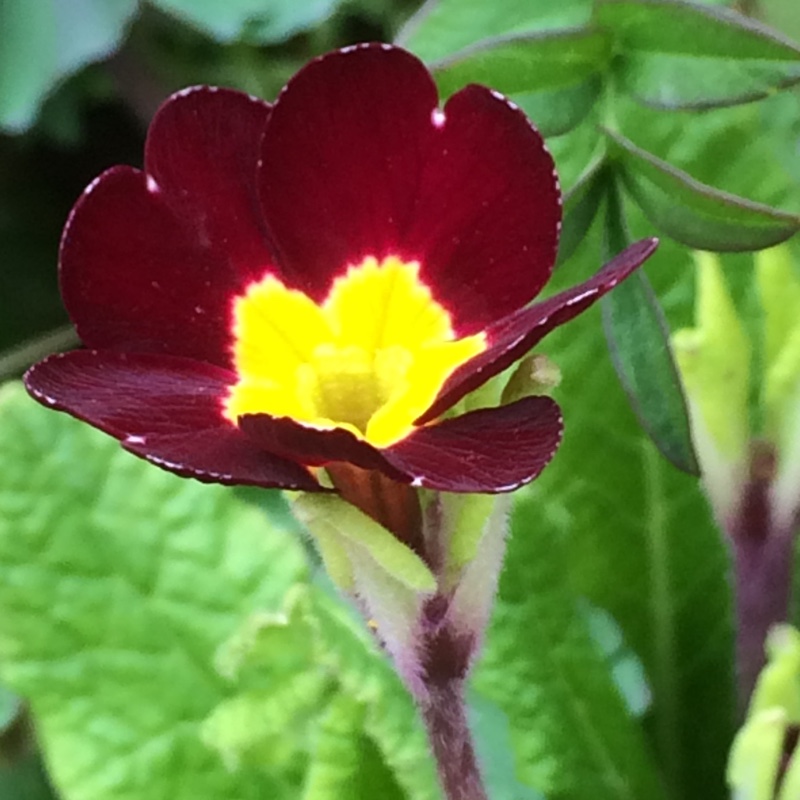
[224,256,486,448]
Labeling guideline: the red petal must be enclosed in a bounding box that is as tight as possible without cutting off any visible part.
[384,397,563,492]
[418,238,659,423]
[61,87,274,367]
[24,351,321,491]
[240,397,562,493]
[405,84,560,335]
[258,44,439,300]
[238,414,407,479]
[258,44,560,331]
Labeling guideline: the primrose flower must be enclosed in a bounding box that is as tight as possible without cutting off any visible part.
[24,44,657,495]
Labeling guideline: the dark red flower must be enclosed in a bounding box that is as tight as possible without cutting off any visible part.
[24,44,657,494]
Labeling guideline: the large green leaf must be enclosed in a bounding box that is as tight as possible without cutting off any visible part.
[396,0,592,61]
[150,0,342,44]
[596,0,800,109]
[523,241,736,799]
[604,127,800,250]
[0,0,137,132]
[0,382,308,800]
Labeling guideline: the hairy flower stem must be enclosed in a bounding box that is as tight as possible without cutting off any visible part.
[729,442,794,710]
[413,593,489,800]
[420,678,488,800]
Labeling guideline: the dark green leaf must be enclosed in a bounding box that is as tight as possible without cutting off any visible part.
[429,28,611,98]
[0,685,20,733]
[603,267,698,474]
[0,0,137,132]
[595,0,800,108]
[0,755,57,800]
[396,0,592,61]
[557,157,608,266]
[601,176,698,474]
[514,76,602,138]
[604,127,800,250]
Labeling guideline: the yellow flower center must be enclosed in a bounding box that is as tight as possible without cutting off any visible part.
[224,256,486,448]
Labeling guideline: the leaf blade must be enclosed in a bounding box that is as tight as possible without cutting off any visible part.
[604,127,800,250]
[0,382,308,800]
[595,0,800,108]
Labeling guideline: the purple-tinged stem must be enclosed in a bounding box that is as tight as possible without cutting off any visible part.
[732,527,793,709]
[729,441,794,710]
[415,596,489,800]
[339,478,492,799]
[420,678,488,800]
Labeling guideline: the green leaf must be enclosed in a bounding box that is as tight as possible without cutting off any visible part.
[602,271,699,475]
[595,0,800,109]
[514,76,602,138]
[149,0,342,44]
[468,694,546,800]
[0,382,308,800]
[601,177,698,474]
[396,0,592,61]
[0,0,137,132]
[205,586,440,800]
[528,244,736,800]
[474,494,667,800]
[429,27,611,98]
[0,755,57,800]
[604,127,800,250]
[306,590,440,800]
[0,685,20,733]
[301,694,406,800]
[557,157,608,266]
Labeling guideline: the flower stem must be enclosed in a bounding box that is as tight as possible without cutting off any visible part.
[730,441,794,710]
[413,593,489,800]
[732,527,794,709]
[420,678,488,800]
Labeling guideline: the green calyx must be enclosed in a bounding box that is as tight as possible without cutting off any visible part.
[290,493,436,594]
[441,493,500,578]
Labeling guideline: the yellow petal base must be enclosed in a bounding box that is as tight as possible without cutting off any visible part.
[224,256,486,448]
